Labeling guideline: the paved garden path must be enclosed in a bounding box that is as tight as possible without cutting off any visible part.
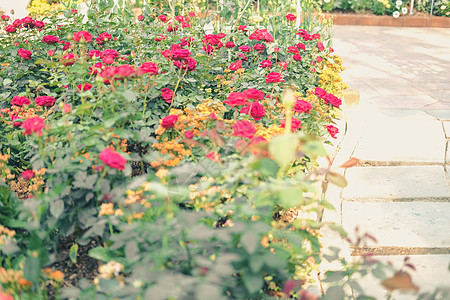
[325,25,450,298]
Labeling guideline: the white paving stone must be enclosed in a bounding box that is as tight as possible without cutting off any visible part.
[443,121,450,138]
[342,201,450,248]
[352,118,445,163]
[354,254,450,299]
[342,166,450,201]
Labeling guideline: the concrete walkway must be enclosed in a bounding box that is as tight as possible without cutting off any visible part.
[325,26,450,298]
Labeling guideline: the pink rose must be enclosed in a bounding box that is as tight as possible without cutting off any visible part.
[99,148,126,170]
[42,35,59,44]
[238,25,247,31]
[17,48,32,59]
[138,62,159,75]
[101,49,120,59]
[238,45,252,53]
[280,118,302,131]
[95,32,112,45]
[232,120,257,139]
[158,15,168,22]
[285,14,296,21]
[35,96,56,107]
[293,54,302,61]
[240,102,266,121]
[160,88,174,103]
[60,53,76,66]
[296,43,306,50]
[229,60,242,71]
[22,170,35,181]
[72,31,93,43]
[77,83,93,92]
[287,46,299,54]
[138,15,144,21]
[114,65,136,79]
[293,99,312,114]
[224,92,249,108]
[244,89,265,101]
[253,44,265,52]
[265,72,284,84]
[22,116,45,136]
[316,42,325,51]
[63,103,72,113]
[260,60,272,68]
[161,115,178,128]
[325,125,339,139]
[225,41,235,48]
[206,152,220,162]
[11,96,30,107]
[184,130,194,139]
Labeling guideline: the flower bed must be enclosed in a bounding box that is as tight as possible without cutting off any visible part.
[0,1,409,299]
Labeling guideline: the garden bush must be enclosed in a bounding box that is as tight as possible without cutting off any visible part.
[0,0,426,299]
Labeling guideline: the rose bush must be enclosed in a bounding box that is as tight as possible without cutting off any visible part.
[0,1,412,299]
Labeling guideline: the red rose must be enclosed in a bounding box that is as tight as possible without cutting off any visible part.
[232,120,257,139]
[253,44,265,52]
[88,50,101,58]
[11,96,30,106]
[5,25,16,33]
[329,47,334,53]
[173,57,197,72]
[285,14,296,21]
[12,19,22,27]
[238,45,252,53]
[280,118,302,131]
[238,25,247,31]
[260,60,272,68]
[229,60,242,71]
[101,49,120,59]
[161,115,178,128]
[99,148,126,170]
[189,12,196,18]
[47,50,55,56]
[89,62,103,75]
[99,66,116,84]
[154,35,166,42]
[71,9,78,14]
[160,88,174,103]
[287,46,299,54]
[293,54,302,61]
[34,20,45,28]
[114,65,136,79]
[11,115,22,128]
[1,14,10,21]
[22,170,35,181]
[35,96,56,107]
[172,49,191,60]
[240,102,266,121]
[296,43,306,50]
[17,48,32,59]
[60,53,76,66]
[312,33,321,39]
[77,83,93,92]
[184,130,194,139]
[167,24,178,32]
[293,99,312,114]
[316,42,325,51]
[102,55,114,64]
[324,93,342,108]
[139,62,159,75]
[237,53,248,61]
[175,15,185,22]
[314,87,327,98]
[95,32,112,45]
[244,89,265,100]
[62,41,70,50]
[265,72,284,84]
[22,116,45,136]
[73,31,93,43]
[225,41,235,48]
[224,92,249,108]
[316,56,323,63]
[42,35,59,44]
[325,125,339,139]
[138,14,144,21]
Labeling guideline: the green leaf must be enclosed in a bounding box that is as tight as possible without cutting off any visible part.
[89,247,111,262]
[278,186,302,209]
[327,171,348,188]
[241,231,259,254]
[34,59,49,65]
[243,272,263,295]
[69,244,79,263]
[24,255,40,282]
[50,200,64,218]
[323,286,345,299]
[249,255,264,272]
[322,270,346,283]
[3,78,12,86]
[269,134,299,168]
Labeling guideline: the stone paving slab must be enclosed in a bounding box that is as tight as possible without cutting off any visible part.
[376,109,437,120]
[342,201,450,247]
[354,254,450,299]
[342,166,450,200]
[425,110,450,121]
[351,119,445,163]
[366,95,439,109]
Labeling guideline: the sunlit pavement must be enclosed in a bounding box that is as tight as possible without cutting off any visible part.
[321,26,450,298]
